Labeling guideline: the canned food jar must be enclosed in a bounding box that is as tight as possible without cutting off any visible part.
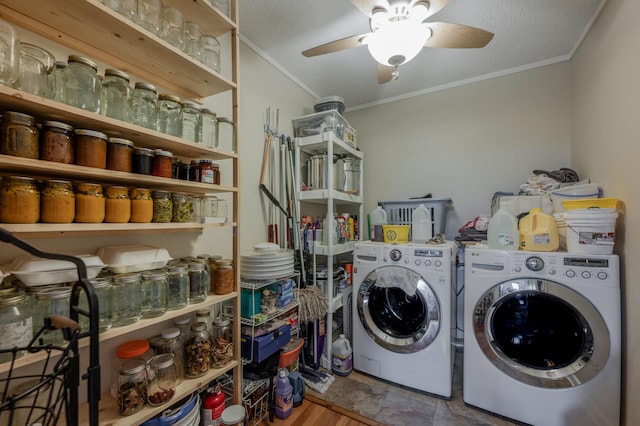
[180,101,202,143]
[184,322,211,378]
[152,190,172,223]
[41,179,75,223]
[0,111,39,159]
[201,109,217,148]
[111,273,142,327]
[0,176,40,224]
[156,328,184,384]
[167,265,189,310]
[141,270,168,318]
[133,147,154,175]
[131,81,158,130]
[33,286,72,346]
[75,182,105,223]
[0,292,32,364]
[213,259,234,295]
[188,262,209,304]
[75,129,108,168]
[101,68,131,121]
[173,316,192,339]
[171,192,190,223]
[118,358,149,416]
[173,159,189,180]
[79,277,112,333]
[107,137,134,172]
[216,117,236,153]
[40,120,74,164]
[212,162,221,185]
[105,185,131,223]
[158,94,182,136]
[189,159,200,182]
[62,55,101,113]
[148,353,177,406]
[199,159,215,184]
[153,149,173,178]
[130,187,153,223]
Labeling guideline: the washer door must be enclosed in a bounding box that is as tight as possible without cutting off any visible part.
[473,278,609,388]
[357,265,440,354]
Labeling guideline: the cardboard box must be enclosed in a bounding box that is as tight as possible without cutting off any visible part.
[241,323,291,363]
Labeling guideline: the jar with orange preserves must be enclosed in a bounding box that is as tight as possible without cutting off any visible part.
[75,182,105,223]
[75,129,108,168]
[0,176,40,223]
[41,180,75,223]
[130,188,153,223]
[105,186,131,223]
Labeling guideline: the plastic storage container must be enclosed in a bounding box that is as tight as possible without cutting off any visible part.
[411,204,433,243]
[331,334,353,377]
[519,208,559,251]
[487,208,519,251]
[369,206,388,242]
[563,210,618,254]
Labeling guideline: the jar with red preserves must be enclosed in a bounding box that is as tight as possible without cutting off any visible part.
[40,121,74,164]
[152,149,173,178]
[75,129,108,168]
[107,138,134,172]
[198,159,214,184]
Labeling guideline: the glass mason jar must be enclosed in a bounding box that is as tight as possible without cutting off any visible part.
[41,179,75,223]
[111,339,154,399]
[133,147,154,175]
[211,316,232,367]
[167,265,189,309]
[105,185,131,223]
[135,0,163,35]
[184,21,202,61]
[111,273,142,327]
[195,308,212,335]
[0,292,32,364]
[0,176,40,224]
[201,109,217,148]
[62,55,101,113]
[214,259,234,295]
[216,117,236,153]
[173,316,191,340]
[81,277,112,333]
[171,191,190,223]
[48,60,67,102]
[16,42,55,98]
[0,18,19,87]
[180,101,202,143]
[161,7,185,50]
[131,82,158,130]
[158,94,182,137]
[188,262,209,304]
[198,159,215,184]
[107,137,134,172]
[117,358,149,416]
[140,270,168,318]
[74,129,108,168]
[152,190,172,223]
[188,159,200,182]
[200,35,220,73]
[148,353,177,406]
[130,187,153,223]
[75,182,105,223]
[34,286,72,346]
[152,149,173,178]
[156,328,184,384]
[206,254,222,293]
[184,321,211,378]
[212,0,230,17]
[104,0,136,21]
[101,68,131,122]
[0,111,39,159]
[40,120,74,164]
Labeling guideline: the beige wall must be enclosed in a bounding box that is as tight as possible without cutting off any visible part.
[571,0,639,423]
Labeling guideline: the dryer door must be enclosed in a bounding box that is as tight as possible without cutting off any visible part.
[357,265,440,354]
[473,278,609,388]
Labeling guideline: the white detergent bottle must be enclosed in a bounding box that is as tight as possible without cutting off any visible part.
[411,204,432,243]
[487,207,519,250]
[369,206,388,242]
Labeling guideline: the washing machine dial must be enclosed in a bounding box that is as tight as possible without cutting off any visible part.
[415,259,421,266]
[549,268,556,275]
[526,256,544,271]
[582,271,592,279]
[598,271,608,280]
[424,260,432,266]
[435,260,442,267]
[514,266,522,273]
[566,270,576,278]
[404,258,410,264]
[389,249,402,262]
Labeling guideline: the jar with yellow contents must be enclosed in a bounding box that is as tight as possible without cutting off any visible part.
[41,179,75,223]
[130,188,153,223]
[75,182,105,223]
[0,176,40,223]
[105,185,131,223]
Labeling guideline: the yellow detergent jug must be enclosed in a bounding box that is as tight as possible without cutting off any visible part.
[519,208,559,251]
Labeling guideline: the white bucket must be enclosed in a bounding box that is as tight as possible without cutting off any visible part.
[551,183,601,212]
[564,211,617,254]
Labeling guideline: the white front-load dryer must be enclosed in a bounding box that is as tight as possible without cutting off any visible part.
[464,247,621,426]
[352,241,456,397]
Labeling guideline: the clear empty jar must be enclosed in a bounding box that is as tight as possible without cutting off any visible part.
[101,68,131,122]
[0,18,18,87]
[34,286,72,346]
[62,55,101,113]
[158,94,182,136]
[216,117,236,153]
[16,42,55,97]
[131,82,158,130]
[180,101,202,143]
[201,109,217,148]
[141,270,168,318]
[156,328,184,384]
[200,35,221,72]
[184,21,203,61]
[135,0,163,35]
[0,292,32,364]
[79,277,113,333]
[188,262,209,304]
[148,353,177,406]
[40,120,74,164]
[161,7,185,50]
[49,60,67,102]
[41,179,75,223]
[111,273,142,327]
[167,265,189,309]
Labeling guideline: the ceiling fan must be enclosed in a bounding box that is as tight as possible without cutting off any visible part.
[302,0,494,84]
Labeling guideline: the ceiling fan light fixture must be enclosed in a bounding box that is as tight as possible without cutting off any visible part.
[367,20,430,66]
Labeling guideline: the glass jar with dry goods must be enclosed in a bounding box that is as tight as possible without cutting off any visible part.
[107,137,134,172]
[156,328,184,384]
[131,81,158,130]
[216,117,236,153]
[111,339,154,399]
[152,190,172,223]
[158,94,182,136]
[105,185,131,223]
[40,120,74,164]
[111,273,142,327]
[167,265,189,309]
[0,292,32,364]
[0,111,39,159]
[211,316,233,367]
[33,286,72,346]
[153,149,173,178]
[148,353,177,406]
[173,160,190,180]
[75,129,108,168]
[184,322,211,378]
[180,101,202,143]
[0,176,40,224]
[195,308,212,335]
[201,109,217,148]
[101,68,131,121]
[75,182,105,223]
[214,259,234,295]
[188,262,210,304]
[173,316,191,340]
[41,179,75,223]
[133,147,154,175]
[205,254,222,293]
[140,270,168,318]
[130,187,153,223]
[78,277,112,333]
[117,358,149,416]
[171,191,191,223]
[62,55,101,113]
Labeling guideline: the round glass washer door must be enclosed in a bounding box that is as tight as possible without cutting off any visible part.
[357,265,440,354]
[473,278,609,388]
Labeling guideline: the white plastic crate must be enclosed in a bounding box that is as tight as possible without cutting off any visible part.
[378,198,453,237]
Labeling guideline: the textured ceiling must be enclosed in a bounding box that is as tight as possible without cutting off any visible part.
[238,0,605,110]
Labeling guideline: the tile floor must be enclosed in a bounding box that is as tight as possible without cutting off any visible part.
[306,349,521,426]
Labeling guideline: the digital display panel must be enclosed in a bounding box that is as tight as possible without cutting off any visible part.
[564,258,609,268]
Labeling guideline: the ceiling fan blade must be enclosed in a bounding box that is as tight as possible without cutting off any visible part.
[302,33,370,57]
[410,0,450,19]
[378,64,396,84]
[352,0,390,17]
[424,22,494,48]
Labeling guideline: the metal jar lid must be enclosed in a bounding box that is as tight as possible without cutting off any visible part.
[154,149,173,157]
[35,287,72,301]
[2,111,36,124]
[0,292,28,306]
[158,93,182,103]
[75,129,108,140]
[104,68,130,82]
[201,108,216,116]
[217,117,233,124]
[108,137,134,147]
[134,147,154,156]
[161,327,181,340]
[43,120,74,132]
[135,81,157,93]
[181,100,201,110]
[113,273,141,284]
[150,353,175,370]
[68,55,98,72]
[89,277,111,288]
[190,321,207,332]
[120,358,147,375]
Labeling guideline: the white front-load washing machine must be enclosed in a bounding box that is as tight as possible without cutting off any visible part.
[464,248,621,426]
[353,241,456,397]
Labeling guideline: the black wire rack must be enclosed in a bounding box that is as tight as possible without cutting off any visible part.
[0,227,100,425]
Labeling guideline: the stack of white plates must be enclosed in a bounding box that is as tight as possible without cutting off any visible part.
[241,243,294,280]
